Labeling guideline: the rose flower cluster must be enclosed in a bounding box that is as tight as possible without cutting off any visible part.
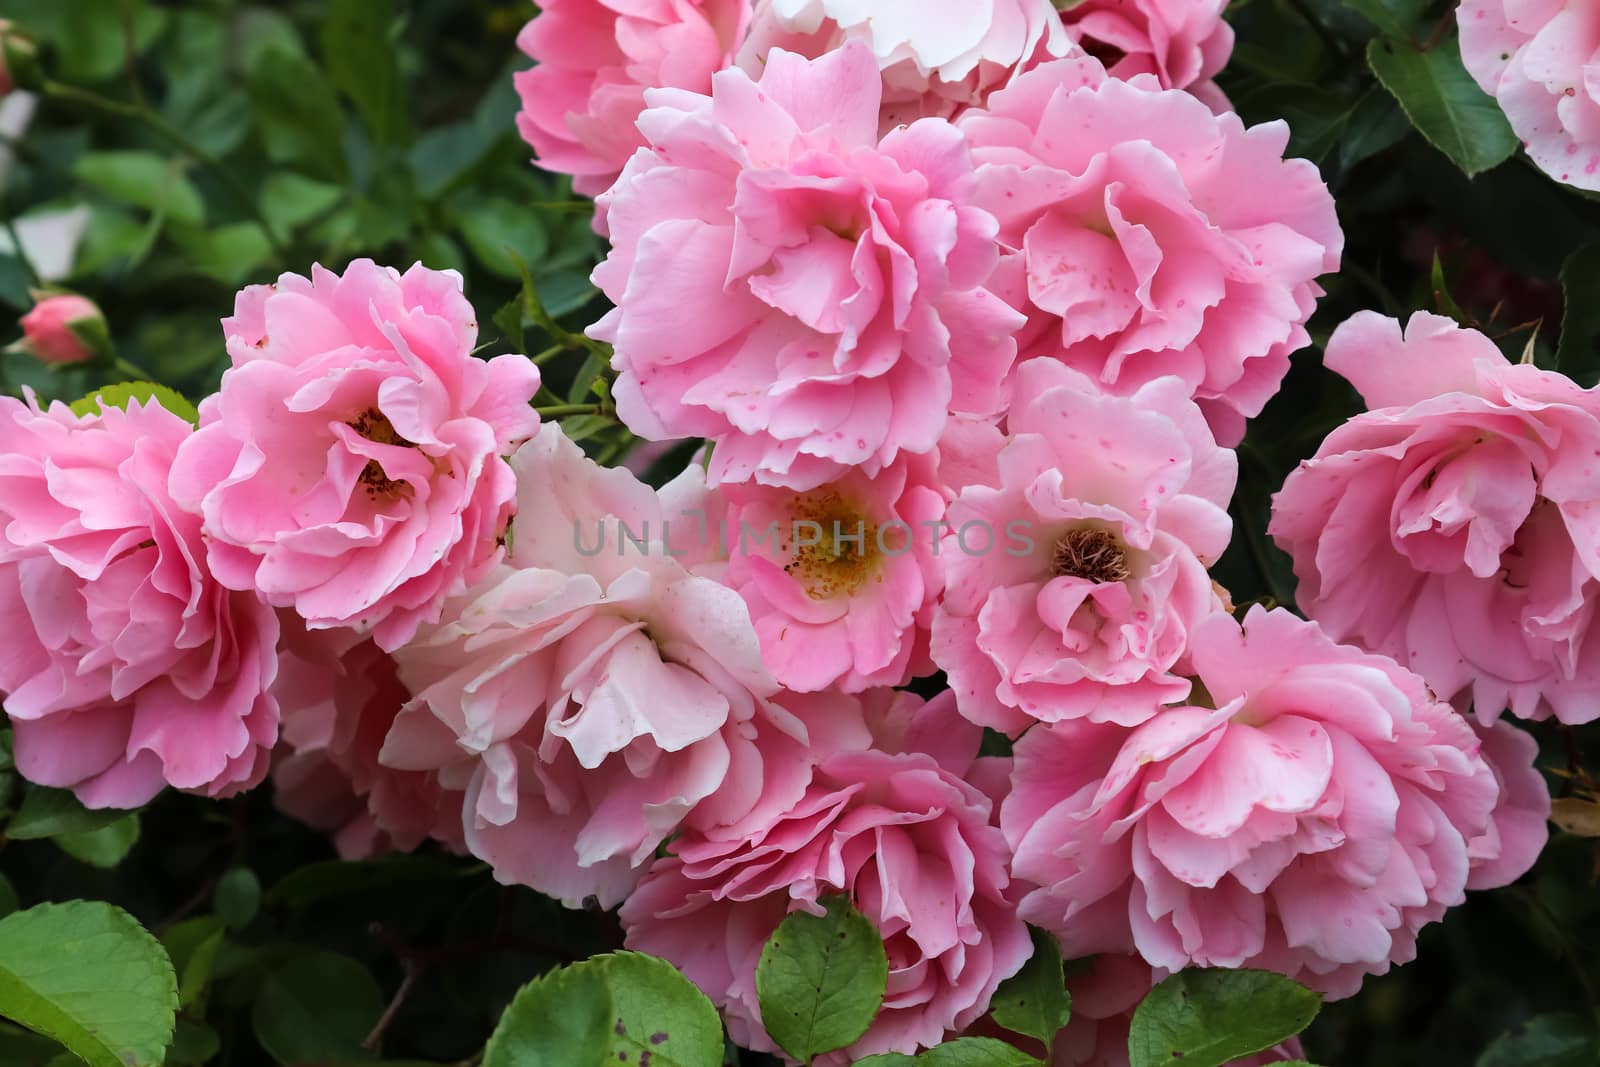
[0,2,1571,1064]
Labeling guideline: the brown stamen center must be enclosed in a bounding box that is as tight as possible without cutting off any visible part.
[1052,528,1130,583]
[783,490,879,600]
[348,408,415,500]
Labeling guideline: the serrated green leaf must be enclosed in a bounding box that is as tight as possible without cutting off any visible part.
[251,951,384,1065]
[757,897,888,1063]
[6,785,129,840]
[1127,969,1321,1067]
[989,927,1070,1046]
[1367,34,1518,177]
[1477,1013,1600,1067]
[484,951,722,1067]
[54,812,139,868]
[73,151,205,225]
[0,901,177,1067]
[70,381,200,424]
[852,1039,1044,1066]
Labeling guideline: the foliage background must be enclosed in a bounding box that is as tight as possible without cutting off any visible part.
[1,0,1598,1064]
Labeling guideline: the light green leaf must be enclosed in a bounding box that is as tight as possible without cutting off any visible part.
[756,897,889,1063]
[484,951,723,1067]
[852,1039,1044,1066]
[458,196,550,281]
[70,382,200,425]
[73,152,205,225]
[159,918,224,1011]
[173,222,275,286]
[1477,1013,1600,1067]
[260,173,344,233]
[323,0,409,146]
[989,927,1070,1046]
[54,813,140,868]
[6,786,129,840]
[251,952,384,1065]
[0,901,177,1067]
[1367,34,1519,177]
[1127,969,1321,1067]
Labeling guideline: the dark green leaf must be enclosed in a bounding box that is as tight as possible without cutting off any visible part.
[72,152,205,225]
[1367,34,1519,177]
[160,917,224,1011]
[251,951,384,1065]
[852,1040,1044,1066]
[323,0,409,147]
[1477,1014,1600,1067]
[260,173,345,233]
[458,196,550,280]
[7,786,129,840]
[484,951,723,1067]
[1127,969,1321,1067]
[248,47,349,180]
[213,867,261,931]
[0,901,177,1067]
[1342,0,1428,39]
[756,897,889,1063]
[53,813,139,868]
[989,927,1071,1045]
[1557,242,1600,387]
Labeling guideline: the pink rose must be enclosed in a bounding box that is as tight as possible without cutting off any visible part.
[1050,953,1304,1067]
[591,41,1026,491]
[270,619,464,859]
[16,292,103,366]
[1270,311,1600,724]
[381,425,874,907]
[514,0,751,199]
[738,0,1070,125]
[168,260,540,652]
[0,395,279,808]
[960,55,1342,445]
[1057,0,1234,107]
[1459,0,1600,191]
[621,691,1031,1063]
[698,455,944,693]
[932,360,1236,733]
[1006,606,1534,1000]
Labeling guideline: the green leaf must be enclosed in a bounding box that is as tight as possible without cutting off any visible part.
[173,222,275,286]
[1342,0,1427,39]
[756,897,889,1063]
[1127,969,1320,1067]
[0,876,17,921]
[1478,1014,1600,1067]
[213,868,261,931]
[484,951,723,1067]
[322,0,409,146]
[73,152,205,225]
[247,47,349,181]
[6,786,129,840]
[164,1017,221,1066]
[251,951,384,1065]
[261,173,345,232]
[852,1039,1044,1067]
[0,901,177,1067]
[457,196,550,280]
[1367,34,1519,177]
[1431,252,1467,323]
[1557,242,1600,387]
[160,918,224,1011]
[70,382,200,425]
[54,813,140,868]
[989,927,1070,1046]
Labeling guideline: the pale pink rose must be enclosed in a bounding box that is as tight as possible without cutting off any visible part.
[1006,606,1529,1000]
[737,0,1070,125]
[0,394,278,808]
[1270,311,1600,724]
[168,260,540,652]
[621,691,1032,1064]
[932,360,1236,734]
[17,292,102,365]
[695,455,944,692]
[1050,954,1304,1067]
[381,425,874,907]
[1459,0,1600,191]
[270,618,464,859]
[960,55,1342,445]
[1057,0,1234,107]
[514,0,751,199]
[591,42,1026,491]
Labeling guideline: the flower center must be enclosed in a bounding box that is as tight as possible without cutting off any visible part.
[1051,527,1130,583]
[784,490,879,600]
[348,407,415,500]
